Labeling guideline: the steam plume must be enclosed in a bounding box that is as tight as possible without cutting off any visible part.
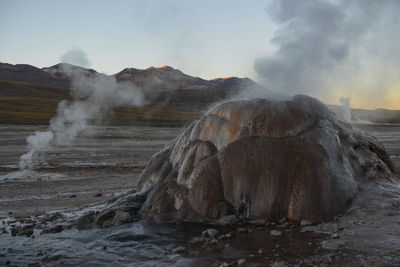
[255,0,400,108]
[19,58,144,169]
[60,48,91,68]
[339,97,351,122]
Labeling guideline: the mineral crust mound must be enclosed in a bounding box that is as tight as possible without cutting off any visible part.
[138,95,394,223]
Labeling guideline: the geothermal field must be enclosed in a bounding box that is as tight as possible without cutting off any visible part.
[2,1,400,266]
[0,120,399,266]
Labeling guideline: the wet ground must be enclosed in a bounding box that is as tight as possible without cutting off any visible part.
[0,123,399,266]
[0,125,181,218]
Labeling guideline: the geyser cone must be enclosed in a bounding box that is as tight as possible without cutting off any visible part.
[138,95,394,223]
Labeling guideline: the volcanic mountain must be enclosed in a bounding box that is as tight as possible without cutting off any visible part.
[0,62,265,125]
[0,63,69,88]
[0,62,263,104]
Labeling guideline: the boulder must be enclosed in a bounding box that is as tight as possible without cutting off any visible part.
[138,95,394,223]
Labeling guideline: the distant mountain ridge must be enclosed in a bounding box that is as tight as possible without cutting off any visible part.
[0,62,263,104]
[2,62,399,124]
[0,63,69,88]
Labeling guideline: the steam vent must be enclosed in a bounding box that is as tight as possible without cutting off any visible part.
[138,95,394,223]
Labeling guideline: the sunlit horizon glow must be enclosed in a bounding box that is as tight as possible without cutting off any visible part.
[1,0,400,110]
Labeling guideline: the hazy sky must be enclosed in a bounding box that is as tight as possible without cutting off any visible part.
[0,0,276,79]
[1,0,400,109]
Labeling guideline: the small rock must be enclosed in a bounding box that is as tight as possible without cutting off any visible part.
[300,220,312,226]
[95,210,116,227]
[248,219,266,226]
[258,248,264,254]
[172,246,186,253]
[94,193,102,198]
[225,233,232,239]
[214,215,239,226]
[237,228,247,233]
[40,212,63,223]
[190,236,205,244]
[332,233,339,239]
[75,211,96,229]
[238,258,246,265]
[40,225,64,235]
[270,230,282,237]
[112,210,136,225]
[68,194,77,198]
[168,254,180,259]
[211,238,218,244]
[279,217,287,224]
[11,225,34,237]
[202,228,219,238]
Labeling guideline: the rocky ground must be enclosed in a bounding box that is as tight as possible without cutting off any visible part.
[0,123,399,266]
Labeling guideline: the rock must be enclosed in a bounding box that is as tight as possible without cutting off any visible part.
[40,225,64,235]
[248,219,266,226]
[213,215,239,226]
[94,193,102,197]
[138,95,394,223]
[74,191,146,229]
[238,258,246,265]
[190,236,205,244]
[270,230,282,236]
[279,217,287,224]
[112,210,137,225]
[202,228,219,238]
[172,246,186,253]
[40,212,63,223]
[331,233,339,239]
[11,225,34,237]
[300,220,312,226]
[95,210,116,227]
[75,211,96,230]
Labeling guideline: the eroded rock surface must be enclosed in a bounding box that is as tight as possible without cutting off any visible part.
[138,95,394,223]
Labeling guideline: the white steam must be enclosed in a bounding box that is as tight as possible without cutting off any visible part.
[255,0,400,107]
[60,48,91,68]
[339,97,351,122]
[19,62,144,169]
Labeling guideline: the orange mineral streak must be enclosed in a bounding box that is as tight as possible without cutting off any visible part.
[222,77,233,80]
[226,111,242,140]
[214,109,243,141]
[146,66,156,70]
[158,66,168,69]
[210,78,221,81]
[202,120,217,140]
